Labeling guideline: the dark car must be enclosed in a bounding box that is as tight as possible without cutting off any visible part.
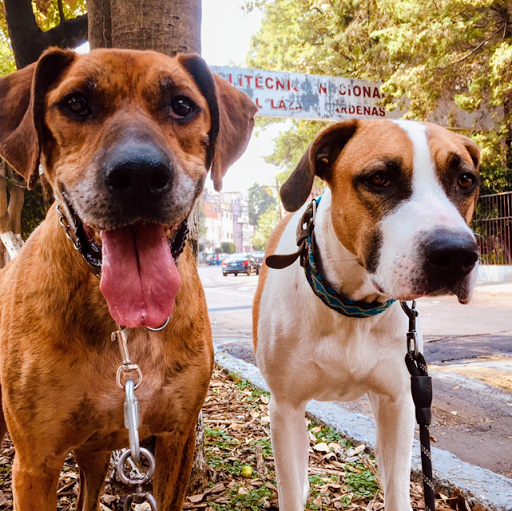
[253,252,265,266]
[222,253,260,276]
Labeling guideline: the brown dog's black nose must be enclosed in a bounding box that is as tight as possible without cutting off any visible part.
[104,142,173,202]
[423,228,479,283]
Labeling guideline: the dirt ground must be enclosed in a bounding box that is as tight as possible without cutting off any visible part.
[0,367,485,510]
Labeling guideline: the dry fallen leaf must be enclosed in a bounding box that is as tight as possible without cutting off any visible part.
[314,442,330,453]
[347,444,366,456]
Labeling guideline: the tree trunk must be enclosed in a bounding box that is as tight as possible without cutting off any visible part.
[88,0,201,54]
[88,0,208,491]
[88,0,112,49]
[109,0,201,56]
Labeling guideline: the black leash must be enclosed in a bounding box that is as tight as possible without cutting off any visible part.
[401,300,436,511]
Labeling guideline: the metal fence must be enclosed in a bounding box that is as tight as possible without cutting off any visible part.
[472,191,512,265]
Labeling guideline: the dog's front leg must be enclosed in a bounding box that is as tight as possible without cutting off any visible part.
[153,426,196,510]
[74,449,111,511]
[269,398,309,511]
[12,453,65,511]
[368,390,415,511]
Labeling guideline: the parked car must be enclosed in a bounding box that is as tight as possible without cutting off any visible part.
[207,254,228,265]
[222,253,260,276]
[253,252,265,266]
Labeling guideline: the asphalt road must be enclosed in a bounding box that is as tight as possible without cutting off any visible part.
[199,265,512,479]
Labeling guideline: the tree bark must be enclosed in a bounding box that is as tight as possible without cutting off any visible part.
[110,0,201,55]
[87,0,112,49]
[88,0,201,55]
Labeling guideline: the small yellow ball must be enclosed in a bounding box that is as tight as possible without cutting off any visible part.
[240,465,253,478]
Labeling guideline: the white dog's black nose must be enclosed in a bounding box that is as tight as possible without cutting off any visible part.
[104,142,173,202]
[423,228,479,282]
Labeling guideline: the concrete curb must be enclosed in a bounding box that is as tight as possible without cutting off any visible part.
[215,350,512,511]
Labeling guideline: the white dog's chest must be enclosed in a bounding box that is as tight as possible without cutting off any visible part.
[258,270,409,403]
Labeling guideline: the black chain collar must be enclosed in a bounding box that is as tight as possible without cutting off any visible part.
[57,203,189,278]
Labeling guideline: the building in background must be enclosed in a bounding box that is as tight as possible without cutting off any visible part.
[201,190,255,254]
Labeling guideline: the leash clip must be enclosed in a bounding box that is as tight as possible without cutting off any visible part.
[112,327,143,389]
[401,300,419,358]
[124,379,140,462]
[112,327,159,508]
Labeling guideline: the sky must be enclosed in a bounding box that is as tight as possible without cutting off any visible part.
[201,0,288,194]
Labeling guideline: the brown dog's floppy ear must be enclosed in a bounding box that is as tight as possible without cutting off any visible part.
[0,48,76,189]
[178,54,258,191]
[280,120,359,212]
[210,74,258,191]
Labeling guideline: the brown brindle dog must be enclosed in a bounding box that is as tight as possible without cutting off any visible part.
[0,48,257,510]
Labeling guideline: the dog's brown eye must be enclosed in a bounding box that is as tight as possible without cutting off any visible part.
[368,172,391,187]
[66,94,90,116]
[170,97,194,118]
[457,173,475,190]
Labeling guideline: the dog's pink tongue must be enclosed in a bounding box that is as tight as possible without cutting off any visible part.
[100,223,181,328]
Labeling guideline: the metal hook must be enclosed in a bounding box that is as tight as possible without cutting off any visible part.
[401,300,419,358]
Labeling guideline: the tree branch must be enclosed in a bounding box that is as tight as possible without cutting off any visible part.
[442,23,505,69]
[58,0,65,22]
[4,0,88,68]
[48,14,89,49]
[4,0,44,68]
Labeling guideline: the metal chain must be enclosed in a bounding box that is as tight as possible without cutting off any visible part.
[112,326,158,511]
[57,204,80,252]
[401,301,436,511]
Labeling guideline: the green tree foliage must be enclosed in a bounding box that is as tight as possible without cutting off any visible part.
[248,0,512,194]
[251,206,279,251]
[220,241,237,254]
[31,0,87,32]
[248,182,277,225]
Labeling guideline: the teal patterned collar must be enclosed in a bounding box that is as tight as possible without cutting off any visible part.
[265,194,395,318]
[303,195,395,318]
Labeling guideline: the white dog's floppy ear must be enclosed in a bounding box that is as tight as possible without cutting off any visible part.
[457,134,481,170]
[178,54,258,191]
[0,48,77,190]
[280,120,359,212]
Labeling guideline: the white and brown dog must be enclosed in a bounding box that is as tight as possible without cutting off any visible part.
[253,120,480,511]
